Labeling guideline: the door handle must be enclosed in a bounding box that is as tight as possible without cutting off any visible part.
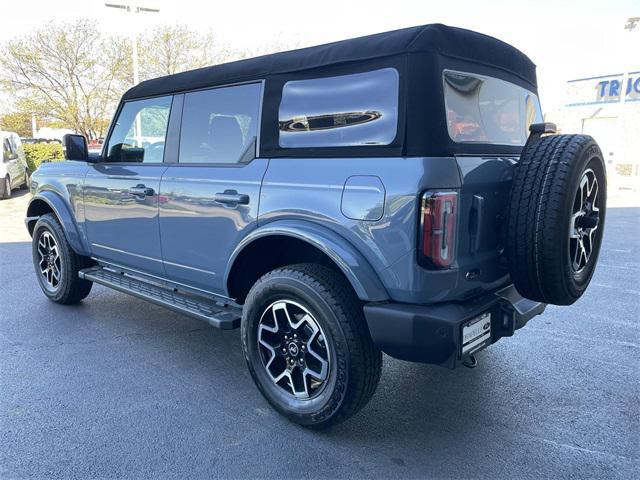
[214,190,249,205]
[129,184,155,197]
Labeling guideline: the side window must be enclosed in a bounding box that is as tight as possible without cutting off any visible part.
[179,83,261,164]
[278,68,399,148]
[3,139,14,162]
[106,96,172,163]
[443,70,543,145]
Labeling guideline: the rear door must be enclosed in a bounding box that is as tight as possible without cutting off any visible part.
[83,95,173,276]
[158,82,266,296]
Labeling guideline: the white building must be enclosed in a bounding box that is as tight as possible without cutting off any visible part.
[548,71,640,191]
[35,127,75,142]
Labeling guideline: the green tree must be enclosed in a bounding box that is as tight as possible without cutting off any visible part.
[138,25,227,79]
[0,20,131,140]
[0,111,32,137]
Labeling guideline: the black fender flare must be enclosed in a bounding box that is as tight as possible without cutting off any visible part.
[25,191,90,256]
[225,220,389,302]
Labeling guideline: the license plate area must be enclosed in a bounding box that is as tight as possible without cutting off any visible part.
[461,312,492,355]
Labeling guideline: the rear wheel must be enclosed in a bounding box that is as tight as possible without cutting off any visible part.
[241,263,382,428]
[32,214,94,304]
[1,176,11,199]
[506,134,606,305]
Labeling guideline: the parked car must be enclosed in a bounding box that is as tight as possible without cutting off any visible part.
[21,138,62,145]
[25,24,606,428]
[87,137,105,155]
[1,131,29,199]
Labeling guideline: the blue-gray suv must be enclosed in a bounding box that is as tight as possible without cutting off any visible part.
[26,24,606,427]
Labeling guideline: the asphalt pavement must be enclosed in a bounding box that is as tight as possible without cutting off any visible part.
[1,189,639,479]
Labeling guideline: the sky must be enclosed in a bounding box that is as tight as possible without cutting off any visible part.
[1,0,638,114]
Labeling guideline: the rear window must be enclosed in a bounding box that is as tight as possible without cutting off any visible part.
[279,68,399,148]
[443,70,542,146]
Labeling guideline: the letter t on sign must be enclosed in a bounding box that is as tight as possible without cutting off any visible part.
[597,80,609,98]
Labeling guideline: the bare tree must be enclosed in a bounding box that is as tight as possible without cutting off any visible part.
[0,20,131,139]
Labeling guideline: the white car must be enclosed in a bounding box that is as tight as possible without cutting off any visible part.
[0,131,30,199]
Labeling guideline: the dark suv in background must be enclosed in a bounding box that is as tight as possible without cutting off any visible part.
[26,24,606,427]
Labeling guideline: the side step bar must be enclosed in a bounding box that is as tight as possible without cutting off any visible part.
[79,266,241,329]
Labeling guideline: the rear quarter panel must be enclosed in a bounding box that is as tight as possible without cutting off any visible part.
[258,156,462,303]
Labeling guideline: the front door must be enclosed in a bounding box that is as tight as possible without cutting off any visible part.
[158,82,266,296]
[84,95,173,276]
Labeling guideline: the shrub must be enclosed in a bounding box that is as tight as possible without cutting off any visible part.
[23,143,64,172]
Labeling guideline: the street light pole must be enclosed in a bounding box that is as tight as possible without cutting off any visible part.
[105,2,159,145]
[104,3,160,86]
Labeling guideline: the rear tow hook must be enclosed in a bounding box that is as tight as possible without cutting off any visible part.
[463,354,478,369]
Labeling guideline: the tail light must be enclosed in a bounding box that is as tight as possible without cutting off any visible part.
[420,191,458,269]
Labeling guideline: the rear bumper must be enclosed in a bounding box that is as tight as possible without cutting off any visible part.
[363,284,546,368]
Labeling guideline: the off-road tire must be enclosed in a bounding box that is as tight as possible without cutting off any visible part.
[241,263,382,428]
[506,134,606,305]
[21,170,30,189]
[32,213,94,304]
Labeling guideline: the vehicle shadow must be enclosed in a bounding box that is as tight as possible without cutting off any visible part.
[3,237,511,442]
[7,188,31,199]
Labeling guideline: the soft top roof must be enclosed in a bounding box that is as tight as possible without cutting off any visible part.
[123,23,536,101]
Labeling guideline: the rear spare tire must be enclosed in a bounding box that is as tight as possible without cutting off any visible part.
[506,134,606,305]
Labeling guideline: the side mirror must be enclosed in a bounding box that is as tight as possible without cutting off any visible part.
[62,134,89,162]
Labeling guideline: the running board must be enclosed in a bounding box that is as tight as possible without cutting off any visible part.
[79,266,241,329]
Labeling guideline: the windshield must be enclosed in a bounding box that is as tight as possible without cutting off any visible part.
[443,70,542,146]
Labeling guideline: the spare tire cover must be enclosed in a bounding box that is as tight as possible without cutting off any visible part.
[506,134,606,305]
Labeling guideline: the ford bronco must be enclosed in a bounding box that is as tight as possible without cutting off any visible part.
[26,24,606,428]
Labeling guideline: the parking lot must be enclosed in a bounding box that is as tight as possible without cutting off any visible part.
[1,189,638,479]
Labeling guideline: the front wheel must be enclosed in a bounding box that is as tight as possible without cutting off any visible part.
[241,264,382,428]
[32,214,94,304]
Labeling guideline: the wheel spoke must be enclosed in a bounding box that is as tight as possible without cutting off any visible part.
[572,239,580,270]
[569,169,600,274]
[591,182,599,212]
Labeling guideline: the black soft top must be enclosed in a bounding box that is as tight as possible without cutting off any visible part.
[124,24,536,100]
[122,24,538,157]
